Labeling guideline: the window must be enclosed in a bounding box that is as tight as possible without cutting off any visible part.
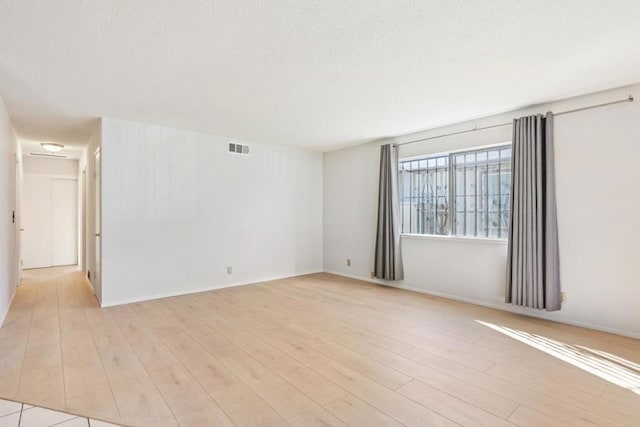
[399,144,511,238]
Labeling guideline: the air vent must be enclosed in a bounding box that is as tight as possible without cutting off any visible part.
[29,151,68,158]
[228,142,250,156]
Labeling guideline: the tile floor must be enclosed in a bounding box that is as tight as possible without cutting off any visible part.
[0,399,121,427]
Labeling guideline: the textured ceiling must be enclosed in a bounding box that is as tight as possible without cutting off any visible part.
[1,1,640,151]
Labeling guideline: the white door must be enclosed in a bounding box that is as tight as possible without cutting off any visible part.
[51,179,78,266]
[22,175,78,269]
[22,175,52,269]
[94,150,102,302]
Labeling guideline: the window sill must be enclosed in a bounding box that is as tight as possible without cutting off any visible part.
[401,233,508,245]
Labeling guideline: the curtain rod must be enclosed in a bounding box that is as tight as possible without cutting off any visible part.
[397,95,634,147]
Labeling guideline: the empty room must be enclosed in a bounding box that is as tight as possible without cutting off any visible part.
[0,1,639,426]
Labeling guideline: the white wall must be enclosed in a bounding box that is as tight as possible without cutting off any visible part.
[324,84,640,338]
[100,117,323,306]
[23,156,78,176]
[0,96,20,326]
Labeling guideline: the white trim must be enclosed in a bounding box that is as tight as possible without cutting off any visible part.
[401,233,507,245]
[323,270,640,339]
[100,270,323,308]
[0,289,16,328]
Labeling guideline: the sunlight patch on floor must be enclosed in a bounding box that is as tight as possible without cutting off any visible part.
[476,320,640,395]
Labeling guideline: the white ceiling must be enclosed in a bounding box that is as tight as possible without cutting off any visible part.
[1,1,640,152]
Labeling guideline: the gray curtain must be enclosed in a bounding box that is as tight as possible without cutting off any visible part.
[506,112,561,311]
[374,144,404,280]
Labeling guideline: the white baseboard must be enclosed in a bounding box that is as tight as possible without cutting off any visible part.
[323,270,640,339]
[100,270,323,308]
[0,289,16,328]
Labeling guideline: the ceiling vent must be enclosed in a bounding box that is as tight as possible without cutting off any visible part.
[228,142,250,156]
[28,151,68,158]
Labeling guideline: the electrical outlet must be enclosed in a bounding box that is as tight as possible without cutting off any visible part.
[347,259,351,267]
[227,266,233,275]
[560,291,567,302]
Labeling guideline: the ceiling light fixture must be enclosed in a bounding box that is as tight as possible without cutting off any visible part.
[40,142,64,153]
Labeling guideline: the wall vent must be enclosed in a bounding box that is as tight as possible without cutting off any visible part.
[228,142,250,156]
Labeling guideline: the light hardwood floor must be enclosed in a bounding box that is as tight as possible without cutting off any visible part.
[0,267,638,426]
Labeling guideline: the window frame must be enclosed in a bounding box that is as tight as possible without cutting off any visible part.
[399,142,512,241]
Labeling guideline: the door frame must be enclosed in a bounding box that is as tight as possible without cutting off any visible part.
[13,154,21,287]
[81,167,86,272]
[92,147,102,303]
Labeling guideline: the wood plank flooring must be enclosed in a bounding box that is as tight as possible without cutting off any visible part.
[0,266,638,426]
